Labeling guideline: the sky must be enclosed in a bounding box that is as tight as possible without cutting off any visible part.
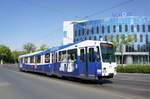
[0,0,150,51]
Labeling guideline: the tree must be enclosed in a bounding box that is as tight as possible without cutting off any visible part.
[23,42,36,53]
[0,45,12,64]
[11,51,26,63]
[38,44,49,51]
[108,35,134,66]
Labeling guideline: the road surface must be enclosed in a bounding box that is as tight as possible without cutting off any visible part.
[0,64,149,99]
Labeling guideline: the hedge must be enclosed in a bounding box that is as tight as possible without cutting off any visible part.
[117,64,150,74]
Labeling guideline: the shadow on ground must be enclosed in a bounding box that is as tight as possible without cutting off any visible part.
[21,70,113,85]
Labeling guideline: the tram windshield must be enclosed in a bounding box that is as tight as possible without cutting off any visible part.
[100,43,115,63]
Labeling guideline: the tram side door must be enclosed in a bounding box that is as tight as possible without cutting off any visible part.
[79,47,96,78]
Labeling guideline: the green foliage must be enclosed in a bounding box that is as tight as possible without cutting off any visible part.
[11,51,26,63]
[111,35,134,52]
[0,43,50,64]
[38,44,49,51]
[117,65,150,74]
[0,45,12,63]
[23,42,36,53]
[108,35,134,65]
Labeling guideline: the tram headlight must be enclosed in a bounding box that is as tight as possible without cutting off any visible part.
[97,69,101,74]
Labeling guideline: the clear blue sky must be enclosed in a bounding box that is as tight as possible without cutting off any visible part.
[0,0,149,50]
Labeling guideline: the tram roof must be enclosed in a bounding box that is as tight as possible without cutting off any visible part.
[19,40,112,58]
[19,50,43,58]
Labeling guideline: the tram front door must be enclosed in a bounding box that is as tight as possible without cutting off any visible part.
[79,47,96,78]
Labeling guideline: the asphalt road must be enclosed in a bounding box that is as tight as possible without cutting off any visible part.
[0,65,150,99]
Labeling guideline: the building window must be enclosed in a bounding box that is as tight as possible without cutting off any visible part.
[78,30,81,36]
[131,45,134,52]
[119,25,122,32]
[91,27,94,34]
[148,25,150,32]
[75,30,77,37]
[96,26,99,33]
[109,35,113,41]
[102,26,105,33]
[134,34,137,42]
[142,25,145,32]
[125,25,128,32]
[82,29,84,35]
[86,29,89,35]
[126,45,129,52]
[76,38,78,42]
[89,36,91,40]
[105,36,107,41]
[107,26,110,33]
[113,25,116,33]
[137,25,140,32]
[140,34,143,42]
[138,45,140,52]
[131,25,134,32]
[116,35,119,42]
[94,36,97,40]
[146,34,148,43]
[99,36,102,40]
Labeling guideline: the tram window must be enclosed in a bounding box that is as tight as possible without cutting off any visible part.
[80,49,85,62]
[89,48,95,62]
[52,53,55,63]
[96,46,101,62]
[19,58,23,63]
[24,57,28,63]
[59,51,67,62]
[45,53,50,63]
[59,52,61,61]
[67,49,77,62]
[56,53,57,62]
[20,58,23,63]
[35,55,41,63]
[22,58,24,63]
[30,56,34,63]
[52,53,54,63]
[52,53,57,63]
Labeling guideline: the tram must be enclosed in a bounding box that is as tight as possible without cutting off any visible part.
[19,40,117,80]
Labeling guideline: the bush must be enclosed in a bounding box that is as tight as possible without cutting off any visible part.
[117,64,150,74]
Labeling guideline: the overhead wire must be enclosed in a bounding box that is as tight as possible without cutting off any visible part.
[76,0,134,20]
[71,0,135,33]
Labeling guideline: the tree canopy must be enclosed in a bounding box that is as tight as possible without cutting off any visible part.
[0,45,12,63]
[108,34,134,65]
[23,42,36,53]
[38,44,49,51]
[0,43,51,64]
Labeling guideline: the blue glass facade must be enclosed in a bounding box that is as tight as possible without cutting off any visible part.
[74,16,150,64]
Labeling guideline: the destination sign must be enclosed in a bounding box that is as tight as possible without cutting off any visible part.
[100,43,113,48]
